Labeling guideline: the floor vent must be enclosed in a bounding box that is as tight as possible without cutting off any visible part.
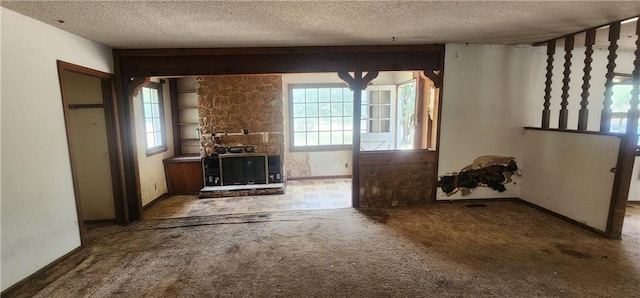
[466,203,487,208]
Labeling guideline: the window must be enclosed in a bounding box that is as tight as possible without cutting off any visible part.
[289,84,354,149]
[141,82,167,155]
[609,83,640,146]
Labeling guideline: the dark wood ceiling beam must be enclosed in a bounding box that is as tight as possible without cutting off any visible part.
[115,45,444,77]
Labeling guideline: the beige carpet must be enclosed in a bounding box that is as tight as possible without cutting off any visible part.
[6,201,640,297]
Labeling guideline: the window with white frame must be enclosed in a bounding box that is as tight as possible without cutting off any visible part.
[289,84,354,149]
[609,83,640,146]
[141,82,167,155]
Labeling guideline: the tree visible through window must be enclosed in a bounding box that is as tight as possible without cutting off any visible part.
[141,82,167,155]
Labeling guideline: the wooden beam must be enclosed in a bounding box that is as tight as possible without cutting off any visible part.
[338,71,379,208]
[559,35,575,130]
[422,70,442,88]
[601,22,621,133]
[542,40,556,128]
[128,76,150,98]
[578,29,596,131]
[115,45,443,77]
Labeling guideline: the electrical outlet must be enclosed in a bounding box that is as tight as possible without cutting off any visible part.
[154,183,157,190]
[345,163,348,168]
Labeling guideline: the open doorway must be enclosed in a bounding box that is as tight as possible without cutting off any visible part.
[57,61,122,245]
[142,71,439,219]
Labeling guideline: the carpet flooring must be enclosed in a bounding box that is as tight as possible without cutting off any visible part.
[5,201,640,297]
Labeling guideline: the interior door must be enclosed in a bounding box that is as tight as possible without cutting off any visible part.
[360,86,396,151]
[61,70,117,221]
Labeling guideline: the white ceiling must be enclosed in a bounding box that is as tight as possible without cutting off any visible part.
[2,1,640,49]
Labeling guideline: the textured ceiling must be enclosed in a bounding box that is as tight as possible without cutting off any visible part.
[2,1,640,49]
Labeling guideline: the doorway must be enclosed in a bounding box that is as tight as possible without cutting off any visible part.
[57,61,122,245]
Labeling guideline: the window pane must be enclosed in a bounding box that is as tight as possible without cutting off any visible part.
[144,103,152,118]
[344,102,353,116]
[370,120,379,133]
[142,88,151,103]
[155,131,163,146]
[331,88,343,102]
[370,105,379,118]
[380,105,391,118]
[150,89,158,104]
[331,103,343,116]
[145,119,154,133]
[293,104,306,117]
[292,89,306,103]
[306,103,319,117]
[381,91,391,104]
[370,91,379,104]
[146,132,155,148]
[318,88,331,102]
[294,132,307,146]
[153,118,162,132]
[361,105,368,118]
[306,132,319,146]
[319,132,331,145]
[361,119,367,132]
[306,118,318,131]
[331,131,344,144]
[344,117,353,130]
[380,120,390,132]
[344,131,353,144]
[318,102,331,117]
[305,89,318,103]
[293,118,306,132]
[331,117,343,131]
[343,90,353,102]
[318,117,331,130]
[152,103,160,117]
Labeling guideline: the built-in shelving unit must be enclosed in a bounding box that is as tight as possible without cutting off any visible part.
[169,77,200,155]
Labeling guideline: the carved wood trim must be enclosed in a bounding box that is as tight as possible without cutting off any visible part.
[422,70,442,88]
[578,30,596,131]
[600,22,621,133]
[559,35,574,130]
[128,77,151,98]
[542,40,556,128]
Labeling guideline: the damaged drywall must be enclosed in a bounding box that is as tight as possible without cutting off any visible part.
[438,156,520,196]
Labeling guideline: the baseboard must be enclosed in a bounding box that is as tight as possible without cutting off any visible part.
[517,199,606,237]
[435,197,520,204]
[628,201,640,205]
[287,175,351,181]
[0,246,82,297]
[83,219,116,225]
[143,193,169,211]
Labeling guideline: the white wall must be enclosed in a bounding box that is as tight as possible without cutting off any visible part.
[133,79,174,206]
[437,44,545,199]
[282,72,412,178]
[1,8,113,291]
[521,130,621,231]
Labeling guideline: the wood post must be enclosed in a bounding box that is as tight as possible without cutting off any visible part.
[542,40,556,128]
[628,20,640,136]
[338,71,379,208]
[601,22,621,133]
[559,35,574,129]
[578,30,596,131]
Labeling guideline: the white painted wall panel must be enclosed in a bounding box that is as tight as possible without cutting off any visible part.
[438,44,545,199]
[1,8,113,291]
[629,157,640,202]
[521,130,620,231]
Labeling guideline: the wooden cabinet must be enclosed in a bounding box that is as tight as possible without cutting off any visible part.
[163,155,203,194]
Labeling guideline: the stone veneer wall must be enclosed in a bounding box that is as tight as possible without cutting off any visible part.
[196,75,284,157]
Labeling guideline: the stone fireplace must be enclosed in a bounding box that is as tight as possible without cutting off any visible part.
[196,74,285,196]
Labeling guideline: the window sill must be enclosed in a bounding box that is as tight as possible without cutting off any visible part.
[146,146,168,157]
[290,145,352,152]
